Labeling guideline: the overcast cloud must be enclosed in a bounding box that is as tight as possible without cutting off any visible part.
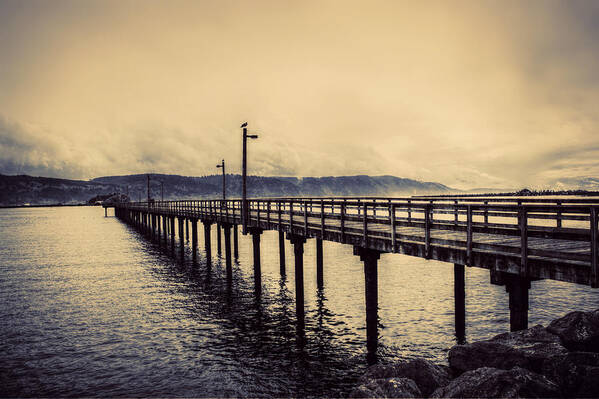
[0,0,598,189]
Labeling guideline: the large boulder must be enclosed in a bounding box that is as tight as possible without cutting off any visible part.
[430,367,560,398]
[359,359,451,396]
[350,377,422,398]
[547,310,599,352]
[448,325,567,374]
[541,351,599,398]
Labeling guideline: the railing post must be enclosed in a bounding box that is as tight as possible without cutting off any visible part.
[320,200,325,238]
[304,201,308,237]
[454,200,459,225]
[363,203,368,247]
[407,199,412,223]
[340,202,346,243]
[289,201,294,234]
[266,200,271,228]
[425,204,431,259]
[591,207,598,288]
[484,201,489,225]
[256,201,260,227]
[278,201,283,231]
[519,207,528,277]
[467,205,473,266]
[390,204,396,252]
[557,201,562,228]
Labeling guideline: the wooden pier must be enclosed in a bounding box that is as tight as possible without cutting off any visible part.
[107,196,599,362]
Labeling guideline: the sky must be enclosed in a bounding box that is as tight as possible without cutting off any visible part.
[0,0,598,190]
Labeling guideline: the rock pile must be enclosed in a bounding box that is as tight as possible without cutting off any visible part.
[350,308,599,398]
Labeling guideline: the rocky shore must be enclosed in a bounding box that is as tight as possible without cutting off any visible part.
[351,309,599,398]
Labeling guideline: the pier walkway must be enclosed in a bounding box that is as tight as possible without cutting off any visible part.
[107,196,599,362]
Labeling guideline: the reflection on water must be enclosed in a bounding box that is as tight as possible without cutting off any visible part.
[1,206,598,397]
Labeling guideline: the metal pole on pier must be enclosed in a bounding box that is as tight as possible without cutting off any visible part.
[241,122,258,235]
[216,160,226,202]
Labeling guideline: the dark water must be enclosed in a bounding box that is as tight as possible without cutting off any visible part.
[1,206,598,397]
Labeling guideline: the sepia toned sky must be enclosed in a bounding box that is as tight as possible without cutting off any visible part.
[1,0,598,189]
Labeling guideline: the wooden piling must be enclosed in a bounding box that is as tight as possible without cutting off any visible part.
[354,246,381,365]
[279,230,286,276]
[224,224,232,281]
[506,275,530,331]
[233,224,239,259]
[289,234,307,332]
[454,263,466,344]
[191,218,198,262]
[204,222,212,266]
[316,238,324,288]
[217,223,222,255]
[250,228,263,295]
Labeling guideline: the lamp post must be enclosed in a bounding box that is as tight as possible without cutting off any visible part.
[216,159,226,202]
[241,122,258,234]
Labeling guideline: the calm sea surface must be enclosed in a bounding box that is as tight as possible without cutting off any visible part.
[1,206,598,397]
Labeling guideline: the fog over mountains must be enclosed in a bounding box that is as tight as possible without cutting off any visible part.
[1,173,453,206]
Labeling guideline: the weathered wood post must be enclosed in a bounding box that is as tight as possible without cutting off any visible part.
[217,223,222,255]
[491,270,531,331]
[223,223,232,281]
[178,217,185,258]
[249,227,263,295]
[104,207,107,217]
[204,222,212,266]
[289,234,307,333]
[185,218,189,242]
[233,224,239,259]
[279,230,286,276]
[506,276,530,331]
[354,246,381,365]
[454,263,466,344]
[157,214,161,244]
[162,215,167,244]
[316,238,324,289]
[170,217,175,250]
[191,218,198,263]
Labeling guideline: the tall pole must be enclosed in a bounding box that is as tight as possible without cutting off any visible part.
[241,122,257,235]
[216,159,226,202]
[242,126,248,234]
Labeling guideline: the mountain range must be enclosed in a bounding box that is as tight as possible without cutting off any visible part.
[0,173,454,206]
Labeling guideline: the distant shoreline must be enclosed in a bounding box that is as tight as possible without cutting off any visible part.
[0,203,92,209]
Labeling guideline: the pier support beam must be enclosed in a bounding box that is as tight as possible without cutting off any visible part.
[157,215,161,244]
[491,270,531,332]
[170,217,175,250]
[185,218,189,242]
[191,218,198,262]
[217,223,222,255]
[506,276,530,332]
[178,217,185,257]
[279,230,286,276]
[233,224,239,259]
[223,223,232,281]
[289,234,307,332]
[354,246,381,365]
[454,264,466,344]
[162,215,167,244]
[204,222,212,266]
[316,238,324,289]
[249,227,263,295]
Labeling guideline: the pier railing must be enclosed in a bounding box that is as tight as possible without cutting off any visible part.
[113,197,599,286]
